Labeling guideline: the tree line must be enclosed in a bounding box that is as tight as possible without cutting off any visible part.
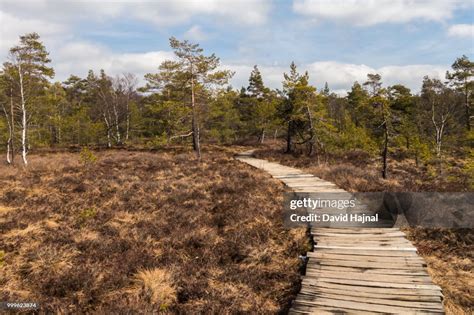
[0,33,472,178]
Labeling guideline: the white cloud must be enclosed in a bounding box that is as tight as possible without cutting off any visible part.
[51,41,174,82]
[0,11,66,54]
[378,64,446,88]
[184,25,209,41]
[293,0,463,26]
[226,61,447,95]
[447,24,474,38]
[131,0,271,26]
[307,62,446,93]
[0,1,450,94]
[0,0,271,26]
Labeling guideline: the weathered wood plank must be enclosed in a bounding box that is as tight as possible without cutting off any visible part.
[315,228,401,233]
[313,260,426,270]
[299,286,442,302]
[307,252,425,263]
[303,277,442,291]
[305,270,434,284]
[317,245,416,252]
[294,298,444,314]
[301,282,443,297]
[297,292,444,310]
[308,265,430,276]
[311,248,420,257]
[290,304,382,315]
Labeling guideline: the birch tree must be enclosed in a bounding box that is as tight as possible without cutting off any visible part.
[421,77,457,158]
[0,71,15,164]
[119,73,138,141]
[6,33,54,165]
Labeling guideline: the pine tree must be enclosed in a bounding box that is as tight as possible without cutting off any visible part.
[280,62,301,153]
[161,37,234,160]
[446,55,473,131]
[246,65,277,143]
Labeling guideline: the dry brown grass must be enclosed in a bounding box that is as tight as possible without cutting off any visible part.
[130,268,177,310]
[254,145,473,314]
[0,148,307,313]
[404,228,474,315]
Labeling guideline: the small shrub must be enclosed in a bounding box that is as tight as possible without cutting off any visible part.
[78,207,97,224]
[79,147,97,167]
[146,135,168,149]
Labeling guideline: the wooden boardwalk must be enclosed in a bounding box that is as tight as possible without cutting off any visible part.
[236,151,444,314]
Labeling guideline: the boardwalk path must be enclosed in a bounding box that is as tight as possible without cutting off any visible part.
[235,151,444,314]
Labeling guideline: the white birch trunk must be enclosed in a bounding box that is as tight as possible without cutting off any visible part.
[190,65,201,160]
[18,63,28,165]
[113,103,121,144]
[125,95,130,141]
[2,104,12,164]
[103,114,112,148]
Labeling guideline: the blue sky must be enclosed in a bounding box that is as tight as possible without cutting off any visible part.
[1,0,473,94]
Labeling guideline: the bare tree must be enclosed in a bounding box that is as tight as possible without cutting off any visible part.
[113,73,137,142]
[1,102,12,164]
[0,73,14,164]
[421,77,456,158]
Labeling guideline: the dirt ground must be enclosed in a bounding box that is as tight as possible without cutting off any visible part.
[254,146,473,314]
[0,148,308,313]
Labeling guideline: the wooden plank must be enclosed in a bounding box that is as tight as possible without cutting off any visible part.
[299,286,442,302]
[307,258,425,266]
[310,259,425,269]
[315,240,415,246]
[294,188,347,191]
[303,277,442,291]
[290,303,381,315]
[301,281,443,297]
[274,174,315,178]
[312,232,406,238]
[286,184,339,188]
[311,248,420,257]
[281,180,330,185]
[314,235,412,240]
[315,245,417,251]
[291,303,381,315]
[314,259,425,269]
[315,237,413,241]
[307,252,425,263]
[294,298,444,314]
[308,265,430,276]
[315,228,401,233]
[314,243,417,249]
[297,292,444,310]
[305,270,434,284]
[310,254,421,261]
[282,180,336,185]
